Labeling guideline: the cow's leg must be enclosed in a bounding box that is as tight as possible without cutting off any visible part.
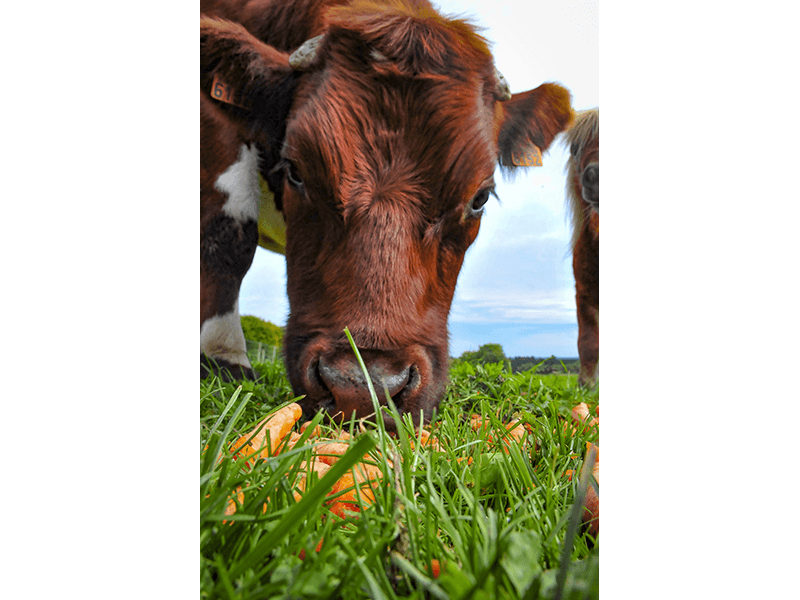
[201,300,254,380]
[201,143,261,381]
[576,294,599,387]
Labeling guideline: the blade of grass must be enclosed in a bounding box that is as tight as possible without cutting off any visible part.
[343,327,379,405]
[390,551,449,600]
[201,388,251,497]
[340,539,395,600]
[201,387,242,471]
[203,385,243,446]
[554,445,597,600]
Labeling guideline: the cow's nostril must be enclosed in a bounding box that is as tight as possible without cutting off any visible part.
[371,364,410,398]
[582,163,599,189]
[316,350,413,418]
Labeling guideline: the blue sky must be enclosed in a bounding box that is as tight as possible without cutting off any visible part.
[239,0,598,358]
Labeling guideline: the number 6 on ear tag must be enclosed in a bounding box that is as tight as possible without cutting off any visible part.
[210,74,253,110]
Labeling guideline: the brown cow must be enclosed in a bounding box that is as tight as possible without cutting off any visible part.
[565,109,599,386]
[200,0,574,426]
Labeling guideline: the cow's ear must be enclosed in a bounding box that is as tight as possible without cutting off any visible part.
[200,17,296,141]
[497,83,574,171]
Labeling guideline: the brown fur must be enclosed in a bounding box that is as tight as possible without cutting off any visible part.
[565,109,599,386]
[200,0,575,424]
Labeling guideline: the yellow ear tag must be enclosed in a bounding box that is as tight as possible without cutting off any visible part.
[508,143,543,167]
[210,74,253,110]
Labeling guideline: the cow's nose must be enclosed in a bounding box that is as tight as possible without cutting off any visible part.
[317,350,411,419]
[581,162,599,209]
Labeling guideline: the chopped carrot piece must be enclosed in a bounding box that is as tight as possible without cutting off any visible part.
[571,402,591,422]
[230,403,303,462]
[298,538,325,560]
[327,463,383,517]
[582,457,599,537]
[313,441,352,465]
[429,559,441,578]
[292,459,332,501]
[299,421,322,438]
[221,486,244,524]
[586,442,599,462]
[571,402,599,431]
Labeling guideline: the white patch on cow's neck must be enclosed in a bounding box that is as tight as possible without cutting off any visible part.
[200,301,252,369]
[215,144,260,223]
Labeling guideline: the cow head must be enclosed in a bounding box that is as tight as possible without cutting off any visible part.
[201,2,573,428]
[568,109,599,214]
[566,109,599,246]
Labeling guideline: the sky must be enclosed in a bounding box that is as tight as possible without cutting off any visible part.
[239,0,599,359]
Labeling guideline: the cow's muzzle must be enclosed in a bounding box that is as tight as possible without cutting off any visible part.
[316,349,418,418]
[293,339,439,429]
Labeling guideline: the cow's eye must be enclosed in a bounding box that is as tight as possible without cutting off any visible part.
[286,161,305,191]
[468,187,494,217]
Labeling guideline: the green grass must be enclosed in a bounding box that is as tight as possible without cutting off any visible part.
[200,348,599,600]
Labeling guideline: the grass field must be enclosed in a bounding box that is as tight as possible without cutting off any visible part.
[200,346,599,599]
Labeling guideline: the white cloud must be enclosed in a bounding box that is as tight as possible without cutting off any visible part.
[450,288,575,324]
[502,328,580,359]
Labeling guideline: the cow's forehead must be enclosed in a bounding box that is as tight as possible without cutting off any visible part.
[286,64,498,198]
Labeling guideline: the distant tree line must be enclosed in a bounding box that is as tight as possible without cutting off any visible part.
[508,355,580,374]
[451,343,580,374]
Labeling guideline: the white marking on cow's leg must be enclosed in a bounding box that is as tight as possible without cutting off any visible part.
[200,301,252,370]
[215,144,261,223]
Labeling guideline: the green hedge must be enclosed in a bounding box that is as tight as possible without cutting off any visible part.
[240,315,283,347]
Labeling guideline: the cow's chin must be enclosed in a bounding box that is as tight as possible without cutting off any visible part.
[284,333,447,431]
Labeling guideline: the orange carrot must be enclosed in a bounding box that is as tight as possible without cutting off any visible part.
[503,420,526,445]
[429,559,441,578]
[299,421,322,438]
[221,486,244,524]
[313,441,352,465]
[298,538,325,560]
[475,418,527,452]
[586,442,599,462]
[292,459,332,501]
[327,463,383,517]
[571,402,599,431]
[582,459,599,537]
[571,402,591,422]
[230,403,303,462]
